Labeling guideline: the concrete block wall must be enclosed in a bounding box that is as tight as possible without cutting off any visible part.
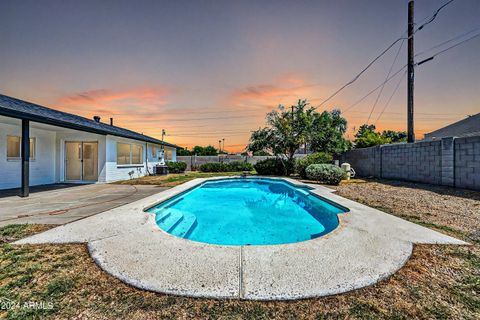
[455,136,480,190]
[381,141,442,184]
[338,136,480,190]
[339,147,378,177]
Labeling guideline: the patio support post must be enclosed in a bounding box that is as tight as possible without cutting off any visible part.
[20,119,30,197]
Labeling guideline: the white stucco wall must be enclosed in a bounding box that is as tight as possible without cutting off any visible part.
[55,130,107,183]
[0,120,56,189]
[0,116,177,189]
[105,135,176,182]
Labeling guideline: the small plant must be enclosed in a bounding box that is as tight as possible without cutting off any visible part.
[166,161,187,173]
[305,163,346,185]
[253,158,293,176]
[294,152,333,179]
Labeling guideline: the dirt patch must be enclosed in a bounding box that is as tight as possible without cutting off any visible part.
[0,224,56,244]
[332,179,480,243]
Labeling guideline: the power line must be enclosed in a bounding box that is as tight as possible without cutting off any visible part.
[420,32,480,61]
[342,65,407,114]
[366,39,405,124]
[374,71,407,125]
[415,26,480,57]
[316,37,406,109]
[315,0,456,110]
[414,0,455,32]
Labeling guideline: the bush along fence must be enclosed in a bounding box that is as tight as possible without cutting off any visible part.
[336,135,480,191]
[176,154,307,171]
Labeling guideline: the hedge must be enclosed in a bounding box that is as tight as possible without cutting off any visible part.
[253,158,293,176]
[199,161,254,172]
[167,161,187,173]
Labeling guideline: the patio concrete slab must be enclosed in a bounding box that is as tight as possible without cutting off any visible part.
[0,183,167,226]
[14,177,468,300]
[89,225,241,298]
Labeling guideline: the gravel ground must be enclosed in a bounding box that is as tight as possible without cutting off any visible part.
[331,179,480,243]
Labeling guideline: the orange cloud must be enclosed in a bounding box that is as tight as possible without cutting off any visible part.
[57,86,171,114]
[229,73,325,111]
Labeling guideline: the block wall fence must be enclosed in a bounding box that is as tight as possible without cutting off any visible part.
[337,136,480,190]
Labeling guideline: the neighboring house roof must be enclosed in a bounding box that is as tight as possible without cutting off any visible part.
[424,113,480,140]
[0,94,179,148]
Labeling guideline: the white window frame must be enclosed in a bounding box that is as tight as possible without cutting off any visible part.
[6,135,36,161]
[116,142,144,166]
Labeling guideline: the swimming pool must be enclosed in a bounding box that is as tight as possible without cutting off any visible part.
[146,178,347,245]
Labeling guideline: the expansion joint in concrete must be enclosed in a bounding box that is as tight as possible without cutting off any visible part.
[239,246,245,299]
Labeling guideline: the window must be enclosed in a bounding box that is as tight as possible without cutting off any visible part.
[116,142,144,165]
[151,146,157,158]
[7,136,35,160]
[131,144,143,164]
[165,148,173,161]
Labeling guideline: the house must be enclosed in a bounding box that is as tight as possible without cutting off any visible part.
[0,94,178,196]
[424,113,480,140]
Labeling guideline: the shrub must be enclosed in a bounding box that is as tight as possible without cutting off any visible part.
[199,161,254,172]
[253,158,293,176]
[166,161,187,173]
[294,152,333,179]
[226,161,254,172]
[199,162,227,172]
[305,164,346,185]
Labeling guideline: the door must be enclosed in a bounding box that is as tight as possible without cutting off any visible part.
[65,142,98,181]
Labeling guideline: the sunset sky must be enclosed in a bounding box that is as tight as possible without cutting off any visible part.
[1,0,479,152]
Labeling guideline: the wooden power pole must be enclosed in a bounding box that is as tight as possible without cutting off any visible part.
[407,0,415,143]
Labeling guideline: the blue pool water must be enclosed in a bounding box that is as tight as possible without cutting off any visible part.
[146,178,346,246]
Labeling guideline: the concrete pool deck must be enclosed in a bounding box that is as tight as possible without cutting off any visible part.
[15,177,467,300]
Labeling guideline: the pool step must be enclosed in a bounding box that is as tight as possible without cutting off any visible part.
[171,214,197,238]
[155,210,172,223]
[158,209,184,232]
[310,224,327,239]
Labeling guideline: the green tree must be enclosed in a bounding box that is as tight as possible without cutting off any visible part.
[247,100,314,174]
[253,150,271,156]
[309,109,352,155]
[382,130,407,143]
[176,148,191,156]
[353,125,406,148]
[191,145,218,156]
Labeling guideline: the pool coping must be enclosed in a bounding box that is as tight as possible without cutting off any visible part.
[15,176,468,300]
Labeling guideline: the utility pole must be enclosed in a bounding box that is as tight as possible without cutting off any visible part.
[161,129,166,150]
[407,0,415,143]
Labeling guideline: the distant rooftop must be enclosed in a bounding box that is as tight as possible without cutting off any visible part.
[424,113,480,140]
[0,94,179,148]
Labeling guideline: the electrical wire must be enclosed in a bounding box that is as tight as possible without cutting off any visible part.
[374,71,407,125]
[414,0,455,32]
[342,65,407,114]
[415,26,480,57]
[366,39,405,124]
[422,32,480,59]
[315,0,456,110]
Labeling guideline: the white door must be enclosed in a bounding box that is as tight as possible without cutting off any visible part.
[65,142,98,181]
